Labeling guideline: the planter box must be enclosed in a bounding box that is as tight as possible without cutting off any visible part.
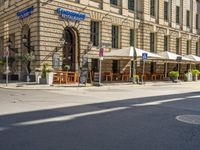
[170,77,178,83]
[39,78,47,84]
[2,74,19,80]
[35,71,42,84]
[46,72,54,85]
[193,75,198,81]
[22,75,36,82]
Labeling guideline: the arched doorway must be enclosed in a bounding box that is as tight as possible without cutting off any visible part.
[63,27,79,72]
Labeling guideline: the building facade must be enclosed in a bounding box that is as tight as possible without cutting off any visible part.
[0,0,200,80]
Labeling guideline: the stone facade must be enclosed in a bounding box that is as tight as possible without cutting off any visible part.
[0,0,200,80]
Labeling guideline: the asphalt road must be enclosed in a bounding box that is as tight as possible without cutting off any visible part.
[0,84,200,150]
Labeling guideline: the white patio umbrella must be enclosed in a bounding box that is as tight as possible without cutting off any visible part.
[157,51,194,77]
[157,51,194,62]
[184,54,200,62]
[104,47,162,60]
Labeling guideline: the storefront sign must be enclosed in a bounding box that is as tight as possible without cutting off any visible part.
[16,6,34,19]
[55,8,86,21]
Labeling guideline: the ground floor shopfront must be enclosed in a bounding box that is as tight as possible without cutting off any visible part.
[0,0,200,83]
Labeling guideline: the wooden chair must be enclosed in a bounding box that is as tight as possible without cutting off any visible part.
[121,72,129,81]
[53,72,61,84]
[67,72,76,83]
[151,74,157,80]
[104,72,113,82]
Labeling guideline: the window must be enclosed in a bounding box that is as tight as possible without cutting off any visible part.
[112,25,119,48]
[128,0,135,11]
[150,0,155,16]
[150,33,155,52]
[186,40,190,55]
[196,14,199,29]
[164,35,168,51]
[164,1,168,20]
[186,10,190,27]
[130,29,135,46]
[176,6,180,24]
[110,0,117,5]
[112,60,120,73]
[176,38,180,54]
[90,21,99,46]
[196,42,199,56]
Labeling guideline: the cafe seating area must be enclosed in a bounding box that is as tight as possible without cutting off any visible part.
[102,71,166,82]
[53,71,77,84]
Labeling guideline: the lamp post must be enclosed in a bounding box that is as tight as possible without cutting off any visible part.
[132,0,137,84]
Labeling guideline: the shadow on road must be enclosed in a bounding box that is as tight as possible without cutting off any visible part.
[0,91,200,150]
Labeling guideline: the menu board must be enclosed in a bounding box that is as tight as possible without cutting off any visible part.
[79,57,88,84]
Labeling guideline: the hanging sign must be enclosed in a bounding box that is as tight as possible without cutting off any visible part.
[55,8,86,21]
[16,6,34,19]
[142,53,148,60]
[99,47,104,57]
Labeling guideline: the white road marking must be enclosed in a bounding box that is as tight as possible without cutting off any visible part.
[13,107,128,126]
[187,95,200,99]
[132,98,185,106]
[0,127,9,132]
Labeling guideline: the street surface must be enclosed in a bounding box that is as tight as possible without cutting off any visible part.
[0,83,200,150]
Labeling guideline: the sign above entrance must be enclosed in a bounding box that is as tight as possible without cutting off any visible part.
[16,6,34,19]
[55,8,86,21]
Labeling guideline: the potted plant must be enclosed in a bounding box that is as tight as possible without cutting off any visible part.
[64,65,70,71]
[169,71,179,82]
[39,62,49,84]
[191,69,200,81]
[46,67,54,85]
[39,62,54,85]
[184,71,192,82]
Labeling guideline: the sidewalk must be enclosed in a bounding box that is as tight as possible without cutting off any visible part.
[0,80,199,90]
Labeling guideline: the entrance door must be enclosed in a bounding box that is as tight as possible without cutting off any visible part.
[63,27,77,71]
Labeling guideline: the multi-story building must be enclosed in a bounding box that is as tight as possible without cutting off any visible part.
[0,0,199,81]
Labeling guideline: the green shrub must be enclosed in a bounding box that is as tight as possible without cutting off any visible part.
[169,71,179,78]
[191,69,200,76]
[41,62,49,78]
